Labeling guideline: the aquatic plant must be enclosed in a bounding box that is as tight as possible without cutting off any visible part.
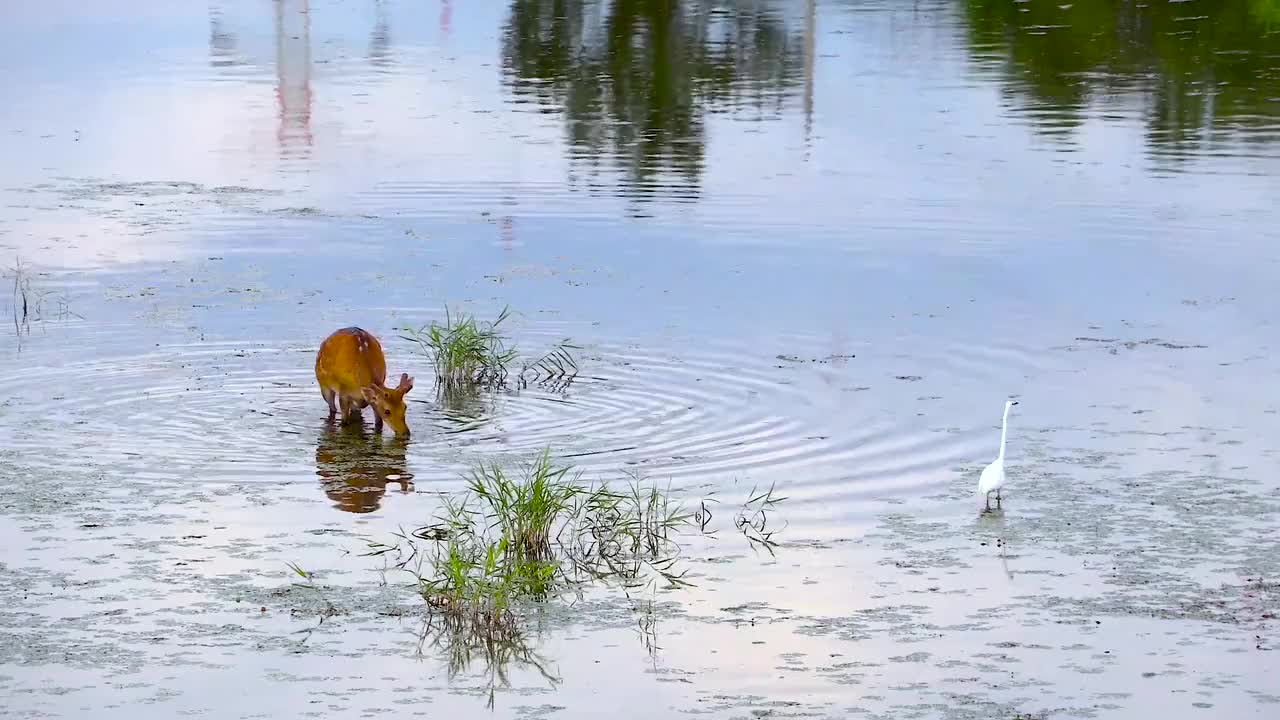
[357,450,788,700]
[401,306,518,389]
[362,450,786,642]
[4,258,80,340]
[7,259,32,336]
[517,341,580,390]
[732,482,788,555]
[469,450,580,564]
[390,454,695,609]
[420,522,548,628]
[399,306,578,393]
[285,560,312,582]
[282,561,339,643]
[561,471,695,589]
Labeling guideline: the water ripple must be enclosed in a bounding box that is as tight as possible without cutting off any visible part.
[0,322,1064,525]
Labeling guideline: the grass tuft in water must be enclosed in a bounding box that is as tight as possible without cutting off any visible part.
[466,450,580,564]
[400,305,518,390]
[363,450,786,649]
[4,258,81,340]
[562,471,695,589]
[734,482,788,554]
[399,306,579,396]
[517,341,580,390]
[280,561,339,642]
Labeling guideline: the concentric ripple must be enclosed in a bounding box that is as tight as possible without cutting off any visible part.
[470,333,1066,515]
[0,319,1064,524]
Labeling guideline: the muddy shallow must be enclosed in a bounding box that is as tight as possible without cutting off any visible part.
[2,1,1279,718]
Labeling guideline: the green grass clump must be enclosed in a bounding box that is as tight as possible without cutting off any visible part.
[466,450,580,564]
[377,452,579,632]
[401,306,518,389]
[361,449,788,670]
[400,305,580,397]
[367,453,696,614]
[423,530,547,628]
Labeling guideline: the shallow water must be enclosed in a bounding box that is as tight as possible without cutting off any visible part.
[2,1,1279,718]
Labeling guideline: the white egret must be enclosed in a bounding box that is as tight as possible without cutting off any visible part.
[978,400,1019,510]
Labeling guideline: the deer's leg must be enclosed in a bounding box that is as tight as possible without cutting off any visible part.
[339,396,360,423]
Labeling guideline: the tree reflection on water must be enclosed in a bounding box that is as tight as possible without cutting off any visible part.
[962,0,1280,162]
[502,0,811,206]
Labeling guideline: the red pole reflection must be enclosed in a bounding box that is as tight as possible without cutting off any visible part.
[275,0,313,153]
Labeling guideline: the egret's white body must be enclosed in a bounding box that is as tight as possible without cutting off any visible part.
[978,400,1019,509]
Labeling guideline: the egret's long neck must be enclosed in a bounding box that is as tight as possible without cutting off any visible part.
[998,406,1011,460]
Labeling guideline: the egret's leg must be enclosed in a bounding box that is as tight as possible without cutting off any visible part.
[995,489,1002,508]
[984,491,992,511]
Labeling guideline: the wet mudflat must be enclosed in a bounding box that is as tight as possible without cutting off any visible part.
[2,1,1279,718]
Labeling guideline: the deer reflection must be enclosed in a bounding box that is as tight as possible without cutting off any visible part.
[315,422,414,513]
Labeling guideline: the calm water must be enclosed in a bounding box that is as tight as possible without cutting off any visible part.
[2,1,1279,718]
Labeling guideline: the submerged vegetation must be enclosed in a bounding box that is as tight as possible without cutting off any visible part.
[399,305,578,397]
[4,258,80,340]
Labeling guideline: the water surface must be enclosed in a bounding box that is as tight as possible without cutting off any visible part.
[2,1,1278,718]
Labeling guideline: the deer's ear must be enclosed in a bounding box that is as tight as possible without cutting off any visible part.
[361,385,380,404]
[398,373,414,394]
